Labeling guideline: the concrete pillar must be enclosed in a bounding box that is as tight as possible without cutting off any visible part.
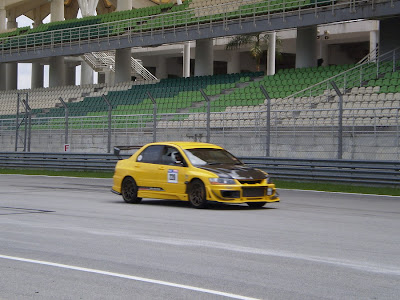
[296,26,317,69]
[156,56,167,79]
[31,14,44,89]
[81,61,94,85]
[370,30,379,61]
[0,63,6,90]
[6,14,17,90]
[0,7,6,32]
[115,48,131,84]
[66,64,76,86]
[31,63,44,89]
[319,40,328,66]
[50,0,64,87]
[267,32,276,76]
[49,56,66,87]
[183,42,191,78]
[98,73,105,84]
[0,3,5,89]
[195,39,214,76]
[5,64,17,90]
[117,0,132,11]
[227,51,240,74]
[51,0,64,22]
[77,0,97,85]
[105,70,115,85]
[0,6,5,89]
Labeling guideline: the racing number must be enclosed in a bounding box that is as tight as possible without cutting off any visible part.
[168,169,178,183]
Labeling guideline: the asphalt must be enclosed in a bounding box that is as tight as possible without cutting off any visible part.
[0,174,399,299]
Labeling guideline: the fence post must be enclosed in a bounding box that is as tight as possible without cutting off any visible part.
[27,94,31,152]
[260,85,271,157]
[331,81,343,159]
[147,92,157,143]
[102,94,112,153]
[200,89,211,143]
[22,98,31,152]
[15,94,20,151]
[59,97,69,146]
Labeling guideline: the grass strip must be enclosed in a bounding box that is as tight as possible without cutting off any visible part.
[0,169,113,178]
[0,169,399,196]
[274,180,400,196]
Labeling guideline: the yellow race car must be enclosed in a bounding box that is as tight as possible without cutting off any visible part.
[112,142,280,208]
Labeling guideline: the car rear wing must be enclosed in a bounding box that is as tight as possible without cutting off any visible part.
[113,145,143,160]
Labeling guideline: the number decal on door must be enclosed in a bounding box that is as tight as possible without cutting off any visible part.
[168,169,178,183]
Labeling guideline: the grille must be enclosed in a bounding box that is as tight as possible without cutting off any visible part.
[238,180,262,184]
[242,187,265,197]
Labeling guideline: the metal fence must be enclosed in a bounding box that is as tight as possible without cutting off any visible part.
[1,105,399,160]
[1,48,400,160]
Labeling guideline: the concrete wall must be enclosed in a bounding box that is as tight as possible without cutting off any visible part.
[1,129,398,160]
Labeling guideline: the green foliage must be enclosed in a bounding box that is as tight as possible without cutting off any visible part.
[226,33,282,71]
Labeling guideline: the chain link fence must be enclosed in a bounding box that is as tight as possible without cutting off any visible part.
[1,49,400,160]
[1,105,399,160]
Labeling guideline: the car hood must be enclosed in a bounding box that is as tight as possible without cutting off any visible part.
[198,164,265,180]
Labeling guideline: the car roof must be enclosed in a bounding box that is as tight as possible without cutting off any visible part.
[146,141,223,150]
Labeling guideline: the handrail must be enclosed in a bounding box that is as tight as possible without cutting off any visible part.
[357,46,379,65]
[0,0,388,56]
[82,51,158,81]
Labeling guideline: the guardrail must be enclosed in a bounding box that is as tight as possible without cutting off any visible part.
[0,152,399,186]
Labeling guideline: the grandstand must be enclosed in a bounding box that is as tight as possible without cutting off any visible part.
[0,0,399,160]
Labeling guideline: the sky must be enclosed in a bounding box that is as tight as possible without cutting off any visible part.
[16,12,98,90]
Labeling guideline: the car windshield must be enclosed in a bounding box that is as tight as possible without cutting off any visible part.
[184,148,242,166]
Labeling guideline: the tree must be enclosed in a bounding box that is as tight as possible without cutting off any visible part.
[225,32,281,72]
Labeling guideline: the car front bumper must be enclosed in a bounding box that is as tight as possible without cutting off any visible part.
[206,184,280,203]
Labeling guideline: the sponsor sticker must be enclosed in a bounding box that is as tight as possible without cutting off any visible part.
[168,169,178,183]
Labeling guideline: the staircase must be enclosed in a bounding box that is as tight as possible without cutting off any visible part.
[82,50,158,82]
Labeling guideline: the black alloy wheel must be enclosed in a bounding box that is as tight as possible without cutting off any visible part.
[121,177,142,204]
[189,179,207,209]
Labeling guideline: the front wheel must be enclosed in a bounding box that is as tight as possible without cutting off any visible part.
[188,179,207,209]
[121,177,142,204]
[247,202,266,208]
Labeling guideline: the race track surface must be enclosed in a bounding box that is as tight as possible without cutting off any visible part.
[0,175,399,299]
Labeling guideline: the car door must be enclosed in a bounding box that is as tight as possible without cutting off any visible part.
[157,146,189,197]
[133,145,164,192]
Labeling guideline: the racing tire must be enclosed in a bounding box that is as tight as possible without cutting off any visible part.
[188,179,207,209]
[121,177,142,204]
[247,202,267,208]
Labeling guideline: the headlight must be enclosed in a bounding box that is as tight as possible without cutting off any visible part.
[209,178,236,185]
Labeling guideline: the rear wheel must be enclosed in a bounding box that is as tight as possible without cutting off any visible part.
[188,179,207,209]
[247,202,266,208]
[121,177,142,204]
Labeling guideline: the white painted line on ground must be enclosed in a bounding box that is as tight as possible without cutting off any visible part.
[0,254,259,300]
[278,188,400,198]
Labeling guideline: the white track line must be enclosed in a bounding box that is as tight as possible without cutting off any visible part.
[0,254,259,300]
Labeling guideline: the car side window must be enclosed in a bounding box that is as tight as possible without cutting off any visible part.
[136,145,164,164]
[160,146,186,166]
